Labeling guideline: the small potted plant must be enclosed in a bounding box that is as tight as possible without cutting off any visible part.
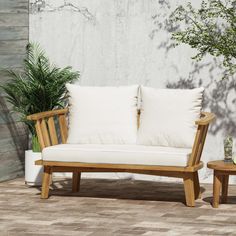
[1,43,79,185]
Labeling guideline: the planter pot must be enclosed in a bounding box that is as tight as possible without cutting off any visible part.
[25,150,43,186]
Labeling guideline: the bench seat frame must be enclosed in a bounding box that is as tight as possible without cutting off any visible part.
[27,108,215,207]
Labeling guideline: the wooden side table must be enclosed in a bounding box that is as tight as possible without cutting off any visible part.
[207,160,236,208]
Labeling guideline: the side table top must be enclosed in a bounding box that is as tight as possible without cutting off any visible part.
[207,160,236,171]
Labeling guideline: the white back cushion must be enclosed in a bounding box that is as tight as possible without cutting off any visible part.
[66,84,138,144]
[137,86,204,148]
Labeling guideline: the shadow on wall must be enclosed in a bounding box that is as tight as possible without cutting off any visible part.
[166,61,236,137]
[150,0,236,137]
[0,95,28,167]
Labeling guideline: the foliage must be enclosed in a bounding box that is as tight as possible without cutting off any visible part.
[32,134,41,152]
[170,0,236,78]
[1,43,79,151]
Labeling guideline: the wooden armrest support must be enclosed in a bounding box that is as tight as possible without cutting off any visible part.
[27,108,69,149]
[195,112,215,125]
[27,108,68,121]
[188,111,215,167]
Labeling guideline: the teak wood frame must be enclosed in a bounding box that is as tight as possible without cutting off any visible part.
[27,108,215,207]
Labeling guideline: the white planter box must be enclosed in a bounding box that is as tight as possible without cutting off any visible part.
[25,150,43,186]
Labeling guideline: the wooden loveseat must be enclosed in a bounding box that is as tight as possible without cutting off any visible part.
[28,96,215,207]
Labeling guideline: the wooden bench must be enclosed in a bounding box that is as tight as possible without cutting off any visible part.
[27,109,215,207]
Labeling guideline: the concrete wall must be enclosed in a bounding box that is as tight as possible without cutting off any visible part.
[29,0,236,183]
[0,0,29,181]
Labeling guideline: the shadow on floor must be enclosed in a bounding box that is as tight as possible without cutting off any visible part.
[36,178,206,205]
[203,196,236,205]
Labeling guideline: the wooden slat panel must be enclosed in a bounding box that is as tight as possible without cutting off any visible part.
[0,158,24,182]
[58,114,68,144]
[0,54,26,69]
[35,120,45,150]
[0,68,24,86]
[41,119,51,147]
[0,0,29,182]
[0,13,28,27]
[0,40,28,55]
[0,27,28,40]
[0,134,28,153]
[0,123,27,139]
[0,149,24,161]
[0,108,22,125]
[48,117,58,145]
[0,1,28,13]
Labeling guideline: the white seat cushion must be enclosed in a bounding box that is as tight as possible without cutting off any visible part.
[137,86,204,148]
[66,84,139,144]
[42,144,191,167]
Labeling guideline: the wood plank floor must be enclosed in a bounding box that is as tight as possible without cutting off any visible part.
[1,177,236,235]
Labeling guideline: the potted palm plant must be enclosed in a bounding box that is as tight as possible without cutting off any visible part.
[1,43,79,185]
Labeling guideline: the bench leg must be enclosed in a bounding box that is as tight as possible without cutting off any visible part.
[193,171,201,199]
[183,173,195,207]
[72,171,81,192]
[41,166,52,199]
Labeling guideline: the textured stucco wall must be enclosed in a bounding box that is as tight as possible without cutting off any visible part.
[29,0,236,183]
[0,0,29,181]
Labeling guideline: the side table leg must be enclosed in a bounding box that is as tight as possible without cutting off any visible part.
[213,171,222,208]
[221,175,229,203]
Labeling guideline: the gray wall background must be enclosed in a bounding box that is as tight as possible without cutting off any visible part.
[0,0,29,181]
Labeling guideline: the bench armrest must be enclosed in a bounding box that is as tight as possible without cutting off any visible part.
[195,112,216,125]
[27,108,69,150]
[188,111,215,166]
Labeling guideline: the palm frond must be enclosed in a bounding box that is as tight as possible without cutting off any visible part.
[0,42,80,136]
